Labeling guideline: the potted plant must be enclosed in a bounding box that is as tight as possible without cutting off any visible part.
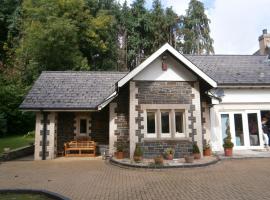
[154,155,164,165]
[164,148,175,160]
[184,154,194,163]
[223,131,234,156]
[193,143,201,159]
[203,141,211,156]
[133,144,143,162]
[116,142,124,159]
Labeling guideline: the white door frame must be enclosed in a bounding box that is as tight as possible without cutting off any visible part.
[219,110,263,150]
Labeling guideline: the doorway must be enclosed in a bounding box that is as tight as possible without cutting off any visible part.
[220,110,263,149]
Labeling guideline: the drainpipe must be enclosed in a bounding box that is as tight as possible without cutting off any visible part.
[42,111,48,160]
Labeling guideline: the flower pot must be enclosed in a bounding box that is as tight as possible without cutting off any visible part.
[193,153,201,159]
[203,148,211,156]
[116,151,124,159]
[133,156,142,162]
[184,155,194,163]
[154,156,164,165]
[166,154,173,160]
[224,148,233,156]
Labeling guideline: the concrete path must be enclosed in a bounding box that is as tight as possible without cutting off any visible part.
[1,158,270,200]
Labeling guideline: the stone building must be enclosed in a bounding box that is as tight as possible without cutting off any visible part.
[20,43,270,160]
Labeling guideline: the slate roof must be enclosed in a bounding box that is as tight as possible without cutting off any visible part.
[186,55,270,85]
[20,54,270,110]
[20,71,127,110]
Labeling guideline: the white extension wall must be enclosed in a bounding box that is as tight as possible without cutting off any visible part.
[210,88,270,151]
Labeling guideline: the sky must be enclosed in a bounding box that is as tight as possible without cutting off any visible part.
[118,0,270,55]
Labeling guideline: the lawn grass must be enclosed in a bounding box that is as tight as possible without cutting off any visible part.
[0,135,34,155]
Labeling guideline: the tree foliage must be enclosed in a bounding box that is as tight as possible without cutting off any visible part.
[178,0,214,54]
[0,0,214,136]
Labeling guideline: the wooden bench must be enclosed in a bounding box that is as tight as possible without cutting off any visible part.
[64,140,96,157]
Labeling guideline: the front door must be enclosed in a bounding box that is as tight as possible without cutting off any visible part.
[220,110,263,149]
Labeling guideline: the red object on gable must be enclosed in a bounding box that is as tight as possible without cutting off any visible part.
[162,62,168,71]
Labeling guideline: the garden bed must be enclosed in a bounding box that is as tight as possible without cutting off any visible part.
[110,156,219,169]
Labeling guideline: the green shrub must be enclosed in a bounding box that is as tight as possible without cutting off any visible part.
[223,132,234,148]
[193,143,200,154]
[134,144,143,157]
[164,147,175,156]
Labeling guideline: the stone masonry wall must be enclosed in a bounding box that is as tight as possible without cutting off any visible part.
[91,107,109,145]
[34,112,57,160]
[113,85,130,156]
[142,140,193,158]
[57,112,75,153]
[131,81,202,158]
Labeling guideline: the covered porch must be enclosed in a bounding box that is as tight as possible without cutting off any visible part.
[34,108,110,160]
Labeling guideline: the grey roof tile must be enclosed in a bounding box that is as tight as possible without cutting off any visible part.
[186,55,270,85]
[20,71,127,110]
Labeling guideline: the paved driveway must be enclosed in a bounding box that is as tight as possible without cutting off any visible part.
[0,158,270,200]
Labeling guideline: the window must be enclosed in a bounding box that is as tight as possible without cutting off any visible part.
[145,109,186,138]
[221,114,230,142]
[161,111,170,133]
[147,112,156,134]
[80,119,87,134]
[175,112,184,133]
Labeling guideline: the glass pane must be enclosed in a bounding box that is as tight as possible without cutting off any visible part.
[147,112,156,134]
[161,112,170,133]
[175,112,183,133]
[234,114,244,146]
[221,114,230,143]
[248,113,260,146]
[80,119,87,133]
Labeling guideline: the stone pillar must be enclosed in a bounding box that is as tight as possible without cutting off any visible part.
[109,103,117,154]
[191,82,203,155]
[34,112,57,160]
[129,81,139,158]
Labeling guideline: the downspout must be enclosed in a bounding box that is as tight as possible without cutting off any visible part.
[41,111,48,160]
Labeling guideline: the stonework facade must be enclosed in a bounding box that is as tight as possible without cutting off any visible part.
[202,101,211,146]
[35,112,57,160]
[127,81,202,158]
[57,112,75,153]
[111,85,130,156]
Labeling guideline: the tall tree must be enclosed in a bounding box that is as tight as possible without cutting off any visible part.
[128,0,152,69]
[0,0,21,63]
[149,1,179,52]
[179,0,214,54]
[13,0,117,83]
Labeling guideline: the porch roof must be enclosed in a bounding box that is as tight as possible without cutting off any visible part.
[20,71,127,110]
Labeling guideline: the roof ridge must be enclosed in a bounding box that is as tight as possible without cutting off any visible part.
[185,54,267,57]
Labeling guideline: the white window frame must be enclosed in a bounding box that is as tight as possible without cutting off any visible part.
[219,110,263,150]
[146,110,157,138]
[160,110,171,138]
[174,110,185,138]
[142,105,188,139]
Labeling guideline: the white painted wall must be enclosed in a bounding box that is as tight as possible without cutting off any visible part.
[221,88,270,103]
[133,55,197,81]
[210,103,270,151]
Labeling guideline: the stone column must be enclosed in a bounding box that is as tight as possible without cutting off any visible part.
[34,112,57,160]
[129,81,139,158]
[191,82,203,155]
[109,103,117,154]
